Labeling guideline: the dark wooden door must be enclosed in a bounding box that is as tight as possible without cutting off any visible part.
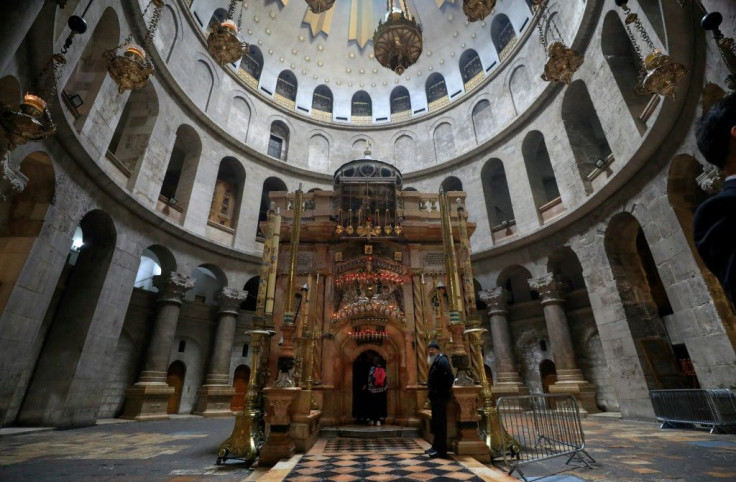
[166,361,186,414]
[230,365,250,412]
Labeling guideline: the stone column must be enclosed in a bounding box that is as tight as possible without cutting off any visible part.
[528,273,598,414]
[479,288,529,398]
[195,288,248,417]
[122,272,196,420]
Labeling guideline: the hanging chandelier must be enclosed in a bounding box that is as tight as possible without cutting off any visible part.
[615,0,687,98]
[533,0,583,84]
[104,0,164,93]
[372,0,423,76]
[462,0,496,23]
[304,0,336,14]
[207,0,249,66]
[0,54,66,152]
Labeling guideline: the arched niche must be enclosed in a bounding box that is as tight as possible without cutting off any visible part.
[241,276,260,311]
[433,122,455,163]
[108,82,159,180]
[394,135,415,169]
[604,212,688,390]
[521,130,561,212]
[62,7,119,131]
[186,264,228,306]
[601,11,650,131]
[156,4,179,63]
[208,157,246,237]
[159,124,201,221]
[481,158,515,228]
[257,177,288,239]
[192,60,214,111]
[497,265,533,305]
[227,97,251,142]
[509,64,531,115]
[18,209,117,427]
[308,134,330,171]
[440,176,463,193]
[472,99,493,144]
[562,80,613,193]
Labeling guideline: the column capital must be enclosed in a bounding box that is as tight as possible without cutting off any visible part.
[153,272,196,303]
[479,287,508,314]
[218,288,248,315]
[528,273,566,305]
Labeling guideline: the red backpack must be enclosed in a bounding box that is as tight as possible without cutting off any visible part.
[373,367,386,387]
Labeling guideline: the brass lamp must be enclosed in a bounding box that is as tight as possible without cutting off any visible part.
[207,0,250,66]
[305,0,336,14]
[533,0,583,85]
[104,0,164,93]
[373,0,423,75]
[615,0,687,98]
[701,12,736,90]
[463,0,496,23]
[0,54,66,152]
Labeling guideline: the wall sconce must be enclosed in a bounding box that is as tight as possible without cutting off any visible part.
[68,93,83,108]
[168,196,177,205]
[500,219,510,227]
[594,158,607,169]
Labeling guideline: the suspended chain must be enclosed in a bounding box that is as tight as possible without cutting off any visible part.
[534,0,549,52]
[143,1,164,50]
[227,0,238,20]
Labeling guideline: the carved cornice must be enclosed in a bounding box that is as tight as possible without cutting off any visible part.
[478,287,508,315]
[528,273,566,305]
[154,272,196,303]
[218,288,248,315]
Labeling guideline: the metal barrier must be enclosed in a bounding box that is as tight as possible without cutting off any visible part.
[495,394,595,481]
[650,389,736,434]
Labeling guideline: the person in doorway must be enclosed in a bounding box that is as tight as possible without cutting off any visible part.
[366,357,388,426]
[425,340,454,459]
[694,93,736,304]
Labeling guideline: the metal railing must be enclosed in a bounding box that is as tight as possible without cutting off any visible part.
[496,394,595,481]
[650,389,736,434]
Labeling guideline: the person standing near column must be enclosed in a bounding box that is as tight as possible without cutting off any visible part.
[425,340,454,459]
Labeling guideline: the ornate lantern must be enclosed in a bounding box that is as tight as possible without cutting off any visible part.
[533,0,583,84]
[373,0,423,76]
[615,0,687,98]
[207,0,249,66]
[462,0,496,23]
[304,0,336,14]
[104,0,164,93]
[0,54,66,152]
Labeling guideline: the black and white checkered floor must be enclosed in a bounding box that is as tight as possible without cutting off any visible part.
[284,438,484,481]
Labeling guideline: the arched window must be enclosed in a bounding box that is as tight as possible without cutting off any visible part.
[390,86,411,119]
[602,11,650,130]
[459,49,483,86]
[426,73,448,109]
[561,80,613,193]
[268,121,289,161]
[257,177,288,239]
[238,45,263,85]
[275,70,298,108]
[351,90,372,122]
[208,157,245,234]
[159,125,201,221]
[440,176,463,193]
[521,131,561,213]
[62,8,119,131]
[206,8,227,33]
[108,82,158,180]
[481,159,515,228]
[491,14,517,59]
[312,85,333,119]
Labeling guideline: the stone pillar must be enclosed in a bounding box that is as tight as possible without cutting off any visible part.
[479,288,529,398]
[528,273,599,414]
[195,288,248,417]
[122,272,195,420]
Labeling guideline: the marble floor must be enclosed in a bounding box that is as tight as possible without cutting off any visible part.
[0,415,734,481]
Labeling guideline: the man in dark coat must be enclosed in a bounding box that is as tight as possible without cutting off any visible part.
[425,340,454,459]
[694,93,736,304]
